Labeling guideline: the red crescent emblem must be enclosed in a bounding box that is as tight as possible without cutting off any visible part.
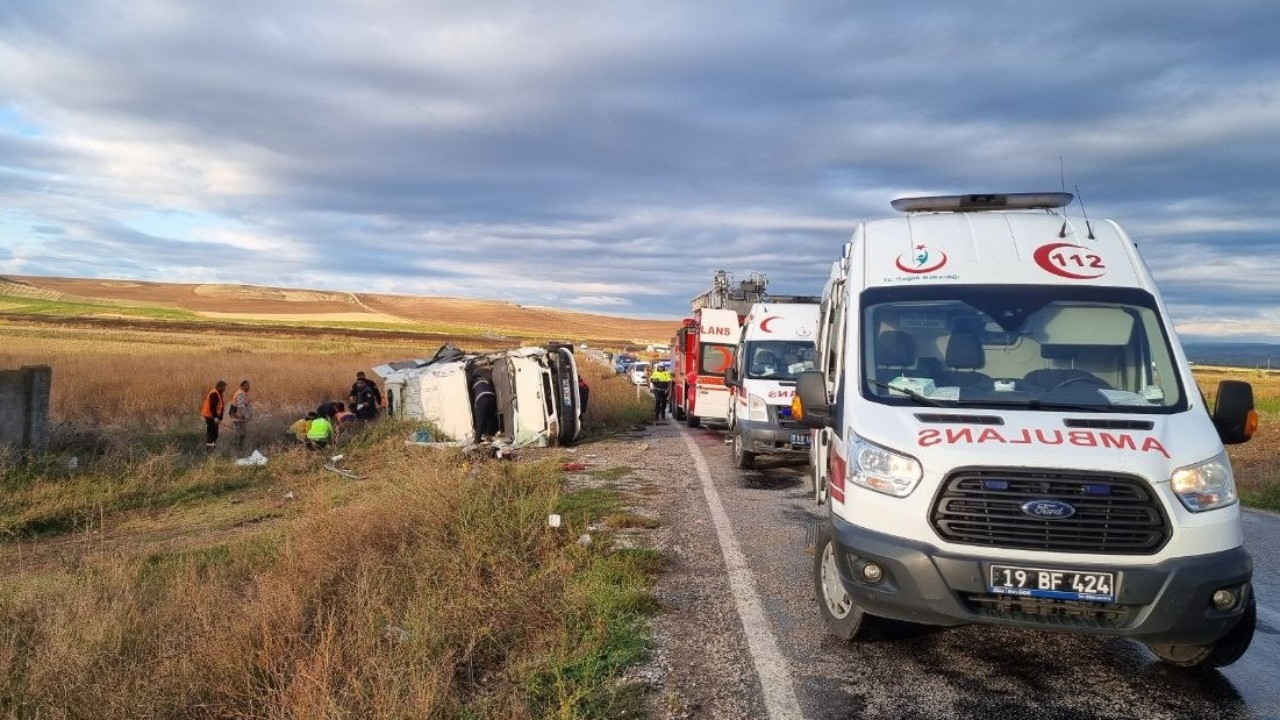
[759,315,781,332]
[709,347,733,373]
[1033,242,1106,279]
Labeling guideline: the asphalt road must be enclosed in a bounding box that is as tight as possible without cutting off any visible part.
[676,422,1280,720]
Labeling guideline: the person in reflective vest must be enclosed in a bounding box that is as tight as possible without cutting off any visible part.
[306,414,334,449]
[649,366,673,421]
[201,380,228,451]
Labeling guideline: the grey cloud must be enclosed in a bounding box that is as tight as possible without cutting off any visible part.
[2,0,1279,328]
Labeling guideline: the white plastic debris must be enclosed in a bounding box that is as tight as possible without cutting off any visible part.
[577,533,593,548]
[283,491,296,501]
[548,514,563,528]
[329,454,344,463]
[66,456,79,470]
[383,623,410,643]
[235,450,268,466]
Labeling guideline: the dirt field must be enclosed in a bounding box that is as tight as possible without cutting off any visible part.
[1,274,676,346]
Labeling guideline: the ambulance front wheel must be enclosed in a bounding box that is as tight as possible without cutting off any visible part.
[1147,595,1256,671]
[813,523,877,641]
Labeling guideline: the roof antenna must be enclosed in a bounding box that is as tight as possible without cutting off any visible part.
[1074,184,1095,240]
[1057,156,1069,237]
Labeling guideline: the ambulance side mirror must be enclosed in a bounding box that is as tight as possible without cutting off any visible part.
[794,371,832,429]
[724,367,739,388]
[1212,380,1257,445]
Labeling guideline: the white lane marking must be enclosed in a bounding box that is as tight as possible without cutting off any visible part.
[678,426,805,720]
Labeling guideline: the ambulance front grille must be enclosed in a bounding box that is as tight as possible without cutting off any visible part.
[930,468,1170,555]
[961,592,1132,629]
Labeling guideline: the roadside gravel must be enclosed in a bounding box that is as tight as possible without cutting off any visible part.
[565,420,766,719]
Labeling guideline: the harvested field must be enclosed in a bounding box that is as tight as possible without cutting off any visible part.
[2,275,676,346]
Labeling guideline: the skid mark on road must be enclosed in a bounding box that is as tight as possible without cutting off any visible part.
[678,426,805,720]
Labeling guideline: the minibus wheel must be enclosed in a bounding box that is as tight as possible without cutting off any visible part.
[1148,594,1256,670]
[813,522,875,640]
[732,430,756,469]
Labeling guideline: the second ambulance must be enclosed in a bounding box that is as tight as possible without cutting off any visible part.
[725,300,820,468]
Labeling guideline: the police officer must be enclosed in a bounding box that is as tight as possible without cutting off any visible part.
[648,363,673,421]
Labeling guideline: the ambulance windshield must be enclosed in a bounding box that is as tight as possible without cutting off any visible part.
[860,285,1186,412]
[744,341,816,381]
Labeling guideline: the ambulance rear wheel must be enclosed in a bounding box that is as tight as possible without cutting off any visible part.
[1148,594,1256,670]
[813,523,875,641]
[732,430,755,469]
[686,413,700,428]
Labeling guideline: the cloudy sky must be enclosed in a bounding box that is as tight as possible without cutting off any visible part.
[2,1,1278,340]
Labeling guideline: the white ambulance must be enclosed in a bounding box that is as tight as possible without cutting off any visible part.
[793,192,1258,670]
[724,300,820,468]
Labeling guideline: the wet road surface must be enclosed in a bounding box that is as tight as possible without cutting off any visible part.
[677,423,1280,720]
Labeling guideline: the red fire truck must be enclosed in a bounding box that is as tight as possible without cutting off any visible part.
[670,272,766,427]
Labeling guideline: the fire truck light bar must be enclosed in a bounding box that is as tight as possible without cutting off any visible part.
[890,192,1074,213]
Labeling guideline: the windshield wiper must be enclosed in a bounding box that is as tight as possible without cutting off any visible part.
[955,398,1119,412]
[867,379,948,407]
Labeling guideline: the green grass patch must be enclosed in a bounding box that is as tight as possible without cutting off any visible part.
[520,547,661,719]
[555,488,625,529]
[585,466,633,483]
[0,294,199,321]
[0,455,272,542]
[1240,486,1280,514]
[603,511,660,529]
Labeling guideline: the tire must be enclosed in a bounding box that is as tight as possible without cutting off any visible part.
[812,463,827,505]
[686,413,700,428]
[813,522,876,641]
[732,430,756,469]
[1148,594,1256,670]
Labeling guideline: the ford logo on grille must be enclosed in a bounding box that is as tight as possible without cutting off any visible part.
[1021,499,1077,519]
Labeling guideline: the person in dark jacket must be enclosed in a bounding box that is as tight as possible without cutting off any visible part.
[471,374,499,440]
[349,372,383,417]
[351,379,380,420]
[578,377,591,415]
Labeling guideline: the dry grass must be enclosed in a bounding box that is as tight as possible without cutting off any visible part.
[577,362,653,433]
[0,324,431,438]
[1195,368,1280,511]
[0,438,657,719]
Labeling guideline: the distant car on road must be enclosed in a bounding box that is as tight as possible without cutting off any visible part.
[629,361,651,386]
[614,353,637,375]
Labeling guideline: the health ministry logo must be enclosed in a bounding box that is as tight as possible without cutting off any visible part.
[895,244,948,274]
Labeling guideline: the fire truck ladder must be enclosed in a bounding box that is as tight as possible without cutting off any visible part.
[690,270,768,316]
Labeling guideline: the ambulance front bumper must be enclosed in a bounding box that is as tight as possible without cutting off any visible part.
[828,514,1252,646]
[738,418,811,455]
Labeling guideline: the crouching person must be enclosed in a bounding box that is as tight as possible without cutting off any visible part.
[306,413,334,450]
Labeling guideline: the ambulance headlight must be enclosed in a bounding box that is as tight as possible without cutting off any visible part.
[748,394,769,422]
[1170,453,1238,512]
[851,437,922,498]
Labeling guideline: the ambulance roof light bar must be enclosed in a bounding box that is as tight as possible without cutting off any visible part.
[890,192,1074,214]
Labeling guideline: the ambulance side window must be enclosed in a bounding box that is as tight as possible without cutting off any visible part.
[822,280,847,437]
